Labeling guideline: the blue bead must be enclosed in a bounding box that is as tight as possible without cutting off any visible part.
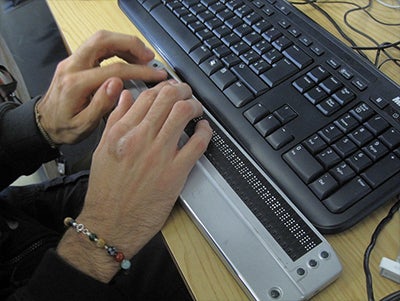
[120,259,131,270]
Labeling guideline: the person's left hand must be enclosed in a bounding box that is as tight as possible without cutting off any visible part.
[37,30,167,145]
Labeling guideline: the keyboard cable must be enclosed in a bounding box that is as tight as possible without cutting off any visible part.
[363,196,400,301]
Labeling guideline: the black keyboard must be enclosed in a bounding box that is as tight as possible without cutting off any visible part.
[119,0,400,233]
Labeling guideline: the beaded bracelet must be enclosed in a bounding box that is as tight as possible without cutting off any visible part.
[34,101,58,149]
[64,217,131,271]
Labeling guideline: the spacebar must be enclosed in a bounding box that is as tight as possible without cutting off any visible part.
[150,6,201,53]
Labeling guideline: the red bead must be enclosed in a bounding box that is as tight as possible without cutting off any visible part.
[115,252,125,263]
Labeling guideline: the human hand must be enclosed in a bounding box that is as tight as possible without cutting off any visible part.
[37,30,167,145]
[57,80,212,282]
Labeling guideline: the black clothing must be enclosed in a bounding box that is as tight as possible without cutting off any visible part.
[0,99,191,300]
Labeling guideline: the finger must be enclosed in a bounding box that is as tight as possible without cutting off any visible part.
[73,31,155,68]
[175,119,212,171]
[73,78,123,135]
[128,80,178,126]
[103,90,134,135]
[144,83,193,136]
[158,98,204,151]
[71,63,167,99]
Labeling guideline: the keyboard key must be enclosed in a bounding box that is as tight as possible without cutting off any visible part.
[282,45,313,69]
[364,114,390,135]
[273,105,297,123]
[190,45,213,64]
[210,67,237,89]
[316,98,341,116]
[272,35,293,51]
[253,19,272,33]
[379,128,400,149]
[348,126,374,146]
[262,48,283,64]
[260,58,298,87]
[223,81,254,107]
[221,53,241,67]
[299,35,312,46]
[231,63,269,95]
[319,76,343,94]
[250,59,271,74]
[352,78,368,91]
[253,39,273,55]
[304,134,327,154]
[330,162,355,184]
[346,150,373,172]
[323,177,371,213]
[370,95,389,109]
[304,86,328,105]
[151,5,201,53]
[283,144,324,183]
[243,31,262,45]
[332,87,356,106]
[318,124,343,143]
[331,137,358,157]
[309,173,338,199]
[231,41,251,55]
[213,44,231,58]
[244,103,269,124]
[350,102,375,122]
[310,43,324,56]
[292,75,315,93]
[363,139,389,161]
[316,147,341,169]
[255,114,281,136]
[307,66,329,83]
[266,127,294,150]
[200,56,224,75]
[361,153,400,188]
[262,26,282,42]
[334,113,359,133]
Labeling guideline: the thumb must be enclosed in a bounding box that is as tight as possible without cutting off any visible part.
[90,78,124,117]
[73,78,124,141]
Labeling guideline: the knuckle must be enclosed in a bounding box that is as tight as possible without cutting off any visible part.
[140,88,159,100]
[173,100,194,116]
[55,60,69,74]
[92,30,110,42]
[107,62,126,75]
[159,84,178,98]
[59,73,78,92]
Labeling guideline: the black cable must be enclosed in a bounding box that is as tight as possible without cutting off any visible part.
[363,199,400,301]
[290,0,400,26]
[380,290,400,301]
[378,58,400,69]
[289,0,400,68]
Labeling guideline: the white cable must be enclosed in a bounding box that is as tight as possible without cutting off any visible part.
[376,0,400,9]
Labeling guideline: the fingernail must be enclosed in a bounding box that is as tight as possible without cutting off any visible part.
[106,79,120,98]
[168,78,178,84]
[145,46,154,56]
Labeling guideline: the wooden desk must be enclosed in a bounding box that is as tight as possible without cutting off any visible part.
[47,1,400,300]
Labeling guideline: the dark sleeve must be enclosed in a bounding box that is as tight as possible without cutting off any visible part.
[7,249,120,301]
[0,98,59,190]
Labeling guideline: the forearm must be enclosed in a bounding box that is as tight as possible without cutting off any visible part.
[7,249,118,301]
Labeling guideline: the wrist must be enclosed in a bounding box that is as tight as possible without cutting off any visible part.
[57,227,122,283]
[35,100,60,148]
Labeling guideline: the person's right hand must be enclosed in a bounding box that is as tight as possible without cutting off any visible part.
[57,80,213,283]
[37,30,167,145]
